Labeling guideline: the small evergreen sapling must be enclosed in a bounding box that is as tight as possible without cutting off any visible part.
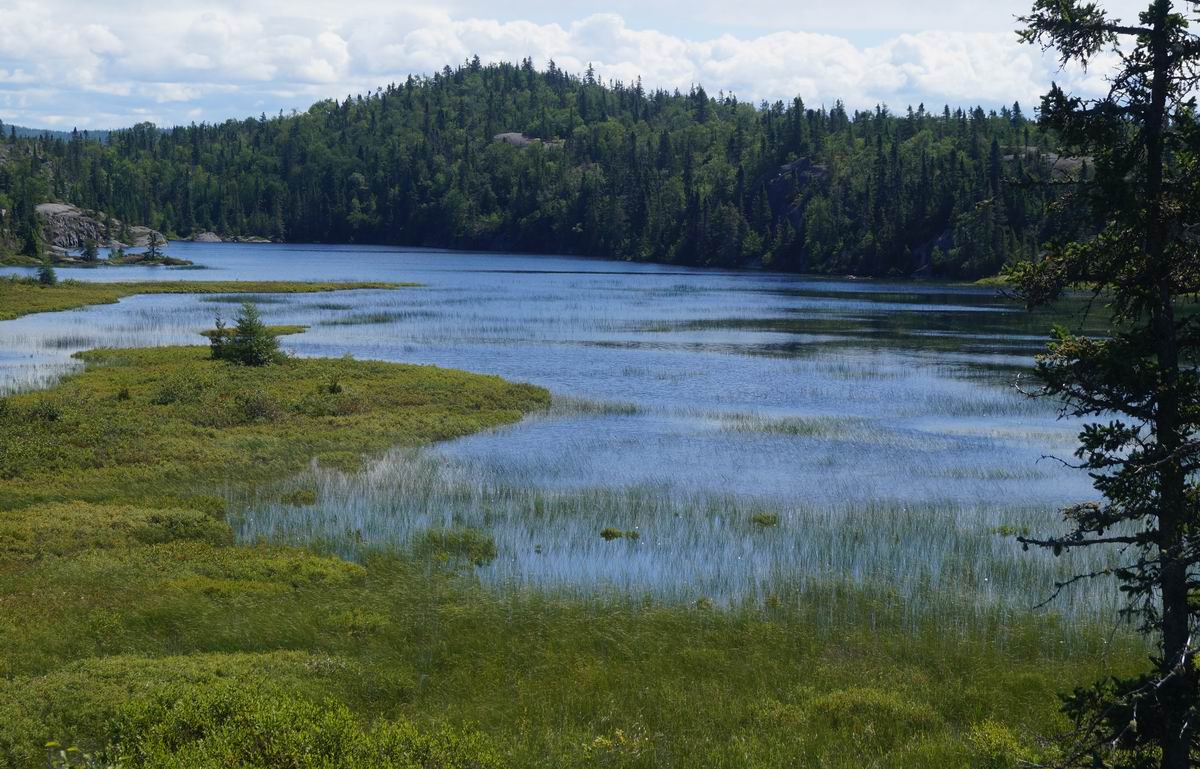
[36,260,57,286]
[212,303,283,366]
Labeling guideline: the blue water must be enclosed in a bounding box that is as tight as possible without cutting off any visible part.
[1,244,1106,608]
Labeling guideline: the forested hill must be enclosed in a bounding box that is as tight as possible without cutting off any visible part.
[0,59,1087,278]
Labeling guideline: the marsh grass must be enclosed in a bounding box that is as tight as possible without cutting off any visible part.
[0,501,1146,769]
[199,293,290,304]
[0,346,1149,769]
[233,448,1122,624]
[0,277,409,321]
[320,310,437,325]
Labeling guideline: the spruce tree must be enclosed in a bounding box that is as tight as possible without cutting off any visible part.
[1012,1,1200,766]
[36,259,56,286]
[81,237,99,263]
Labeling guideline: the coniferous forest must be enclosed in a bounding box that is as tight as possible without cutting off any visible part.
[0,59,1086,278]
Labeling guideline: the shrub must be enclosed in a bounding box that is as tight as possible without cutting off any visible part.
[212,303,283,366]
[967,719,1036,769]
[600,527,639,541]
[234,391,283,423]
[803,687,942,753]
[0,502,231,560]
[106,683,499,769]
[0,653,421,769]
[413,527,498,567]
[280,488,319,506]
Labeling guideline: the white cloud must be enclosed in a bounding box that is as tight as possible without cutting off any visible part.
[0,0,1134,128]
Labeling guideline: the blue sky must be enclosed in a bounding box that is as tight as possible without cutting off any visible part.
[0,0,1150,129]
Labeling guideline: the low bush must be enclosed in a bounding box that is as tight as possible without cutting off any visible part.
[600,527,640,541]
[0,502,231,560]
[108,683,500,769]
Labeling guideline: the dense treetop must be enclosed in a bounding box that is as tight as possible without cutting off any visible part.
[0,59,1083,278]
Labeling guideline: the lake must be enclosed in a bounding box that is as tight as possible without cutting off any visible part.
[0,243,1112,618]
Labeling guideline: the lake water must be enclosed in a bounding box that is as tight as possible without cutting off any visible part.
[0,243,1112,617]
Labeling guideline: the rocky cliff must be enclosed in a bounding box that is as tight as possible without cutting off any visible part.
[35,203,166,251]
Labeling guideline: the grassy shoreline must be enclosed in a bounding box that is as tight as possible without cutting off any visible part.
[0,277,410,321]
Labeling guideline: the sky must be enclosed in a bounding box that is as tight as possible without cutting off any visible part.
[0,0,1154,130]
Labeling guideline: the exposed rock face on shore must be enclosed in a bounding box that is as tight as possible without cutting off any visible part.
[187,232,273,244]
[36,203,166,250]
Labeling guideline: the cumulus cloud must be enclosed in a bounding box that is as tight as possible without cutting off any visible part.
[0,0,1128,129]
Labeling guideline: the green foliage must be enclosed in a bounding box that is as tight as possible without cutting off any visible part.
[600,527,640,541]
[412,527,498,567]
[0,502,231,560]
[0,344,548,508]
[966,719,1038,768]
[0,652,419,768]
[210,302,283,366]
[107,683,499,769]
[37,260,57,286]
[0,62,1071,279]
[280,488,319,506]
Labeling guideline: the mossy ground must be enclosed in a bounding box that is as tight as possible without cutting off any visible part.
[0,277,408,320]
[0,341,1147,768]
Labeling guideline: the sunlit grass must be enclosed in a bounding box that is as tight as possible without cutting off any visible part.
[0,277,410,321]
[0,345,548,509]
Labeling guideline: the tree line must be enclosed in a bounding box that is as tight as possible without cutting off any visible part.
[1,60,1088,278]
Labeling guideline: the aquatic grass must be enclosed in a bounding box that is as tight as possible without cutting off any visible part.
[711,411,860,436]
[233,447,1122,624]
[198,293,290,304]
[550,395,643,416]
[320,310,437,326]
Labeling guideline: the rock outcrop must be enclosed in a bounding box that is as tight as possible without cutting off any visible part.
[35,203,166,250]
[187,232,273,244]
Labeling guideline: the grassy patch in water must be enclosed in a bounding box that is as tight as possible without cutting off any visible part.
[0,345,548,509]
[0,277,410,321]
[320,310,435,325]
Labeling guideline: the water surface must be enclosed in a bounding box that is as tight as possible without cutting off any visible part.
[1,244,1111,616]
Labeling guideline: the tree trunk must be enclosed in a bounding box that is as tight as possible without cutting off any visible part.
[1146,4,1195,768]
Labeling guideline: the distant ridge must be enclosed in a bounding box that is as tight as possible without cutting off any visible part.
[0,123,110,142]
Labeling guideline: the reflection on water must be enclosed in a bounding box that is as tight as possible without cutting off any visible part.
[1,243,1110,614]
